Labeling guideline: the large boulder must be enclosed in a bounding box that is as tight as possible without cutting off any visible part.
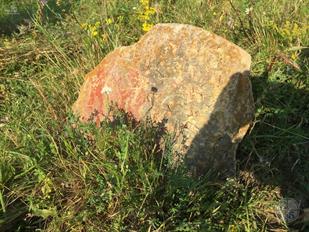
[73,23,254,177]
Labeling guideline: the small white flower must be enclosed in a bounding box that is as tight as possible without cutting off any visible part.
[245,7,253,15]
[101,85,112,95]
[133,6,137,10]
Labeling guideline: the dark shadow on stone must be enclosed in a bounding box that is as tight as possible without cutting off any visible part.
[180,50,308,224]
[182,55,308,229]
[184,71,254,179]
[182,51,308,204]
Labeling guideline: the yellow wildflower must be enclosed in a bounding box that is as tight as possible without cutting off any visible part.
[91,30,98,37]
[291,52,298,61]
[228,225,237,232]
[95,21,100,27]
[41,177,53,199]
[140,0,149,7]
[81,23,88,29]
[118,15,124,22]
[105,18,113,25]
[142,22,153,32]
[139,0,156,32]
[145,7,156,15]
[138,13,150,21]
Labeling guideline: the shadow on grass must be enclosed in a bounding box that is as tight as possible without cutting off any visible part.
[238,52,309,202]
[180,48,308,228]
[0,3,34,35]
[0,0,72,36]
[183,49,309,202]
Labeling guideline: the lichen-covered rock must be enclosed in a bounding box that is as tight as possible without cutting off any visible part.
[73,23,254,177]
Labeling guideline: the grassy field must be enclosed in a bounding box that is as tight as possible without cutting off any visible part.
[0,0,308,231]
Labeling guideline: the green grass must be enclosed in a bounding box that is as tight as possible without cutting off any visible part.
[0,0,308,231]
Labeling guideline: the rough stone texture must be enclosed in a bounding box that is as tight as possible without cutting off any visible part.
[73,23,254,177]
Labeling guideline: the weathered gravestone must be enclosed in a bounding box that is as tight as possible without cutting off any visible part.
[73,23,254,177]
